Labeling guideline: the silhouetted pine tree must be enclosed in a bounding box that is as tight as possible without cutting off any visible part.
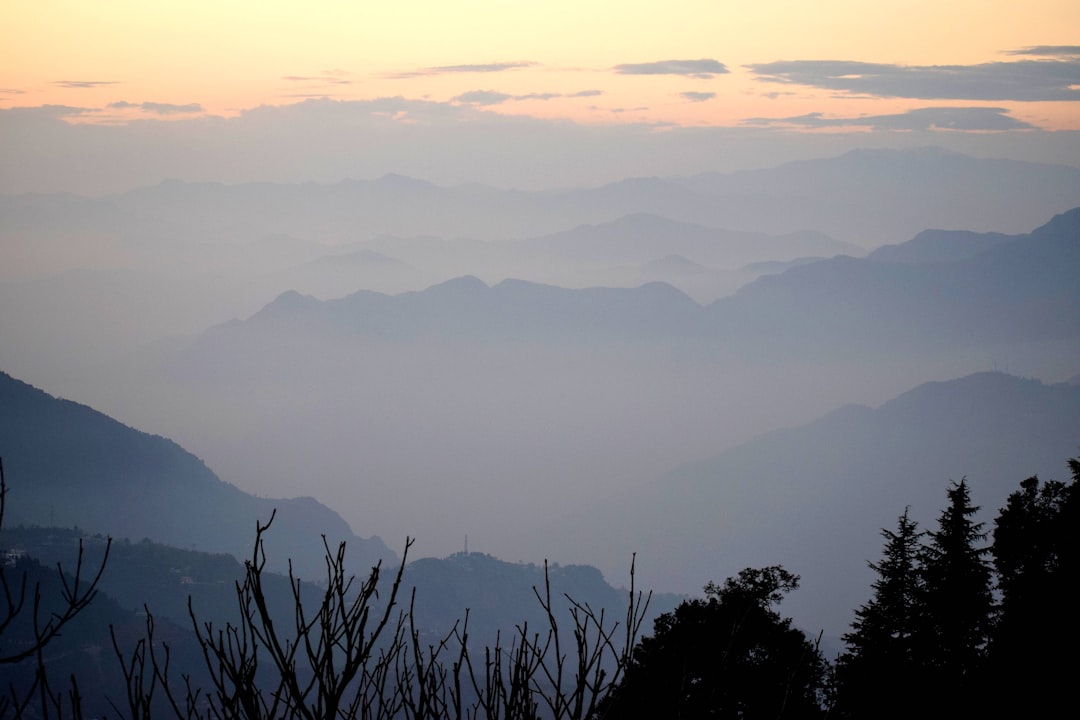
[916,479,993,712]
[835,508,924,719]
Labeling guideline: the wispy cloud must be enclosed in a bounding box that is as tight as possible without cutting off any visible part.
[613,59,728,79]
[680,91,715,102]
[1005,46,1080,58]
[280,93,343,100]
[53,80,120,89]
[283,73,352,85]
[9,104,93,118]
[452,89,604,106]
[452,90,514,106]
[0,89,26,95]
[392,61,537,79]
[593,105,651,115]
[747,57,1080,101]
[743,106,1038,131]
[108,101,204,115]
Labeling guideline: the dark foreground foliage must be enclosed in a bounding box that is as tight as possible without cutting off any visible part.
[597,566,828,719]
[834,459,1080,718]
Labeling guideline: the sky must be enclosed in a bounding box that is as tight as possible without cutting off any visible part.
[2,1,1079,192]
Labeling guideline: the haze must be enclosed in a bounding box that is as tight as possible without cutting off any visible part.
[2,1,1080,637]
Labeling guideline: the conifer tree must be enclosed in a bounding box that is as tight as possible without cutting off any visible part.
[836,509,924,718]
[917,479,993,710]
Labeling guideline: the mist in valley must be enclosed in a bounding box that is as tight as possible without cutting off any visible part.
[4,12,1080,712]
[4,147,1080,639]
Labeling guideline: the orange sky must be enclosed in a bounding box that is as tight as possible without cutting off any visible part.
[3,1,1078,130]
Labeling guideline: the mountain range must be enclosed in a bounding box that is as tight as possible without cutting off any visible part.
[5,147,1075,253]
[28,204,1074,569]
[4,146,1078,401]
[206,205,1080,356]
[3,149,1079,644]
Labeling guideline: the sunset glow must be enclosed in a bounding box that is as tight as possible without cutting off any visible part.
[4,1,1078,128]
[1,1,1077,193]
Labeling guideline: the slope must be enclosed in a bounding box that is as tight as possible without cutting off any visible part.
[531,372,1080,640]
[0,370,394,577]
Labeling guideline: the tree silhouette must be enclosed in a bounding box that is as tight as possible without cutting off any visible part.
[110,513,651,720]
[596,566,828,719]
[987,462,1080,716]
[835,508,924,719]
[916,478,993,712]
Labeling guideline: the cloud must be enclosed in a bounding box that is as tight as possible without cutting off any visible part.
[743,106,1038,131]
[108,101,204,115]
[681,91,715,102]
[8,104,92,118]
[613,59,728,79]
[452,90,514,106]
[283,74,352,85]
[138,102,204,115]
[53,80,120,89]
[0,89,26,95]
[1005,46,1080,58]
[761,91,797,100]
[280,93,342,100]
[392,62,537,79]
[452,89,605,106]
[746,58,1080,101]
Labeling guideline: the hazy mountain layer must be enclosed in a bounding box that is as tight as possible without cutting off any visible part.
[0,371,393,578]
[528,372,1080,640]
[4,146,1077,395]
[709,206,1080,357]
[200,205,1080,361]
[67,147,1080,246]
[674,146,1080,246]
[867,228,1016,264]
[32,205,1076,570]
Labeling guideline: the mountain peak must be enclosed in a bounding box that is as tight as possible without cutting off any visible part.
[375,173,438,191]
[424,275,489,294]
[1029,206,1080,239]
[264,289,319,313]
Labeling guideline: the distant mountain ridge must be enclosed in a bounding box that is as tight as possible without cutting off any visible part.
[867,229,1016,264]
[210,205,1080,356]
[707,206,1080,354]
[517,212,858,267]
[673,146,1080,245]
[529,371,1080,640]
[0,371,394,577]
[4,147,1077,253]
[224,275,708,343]
[123,206,1079,561]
